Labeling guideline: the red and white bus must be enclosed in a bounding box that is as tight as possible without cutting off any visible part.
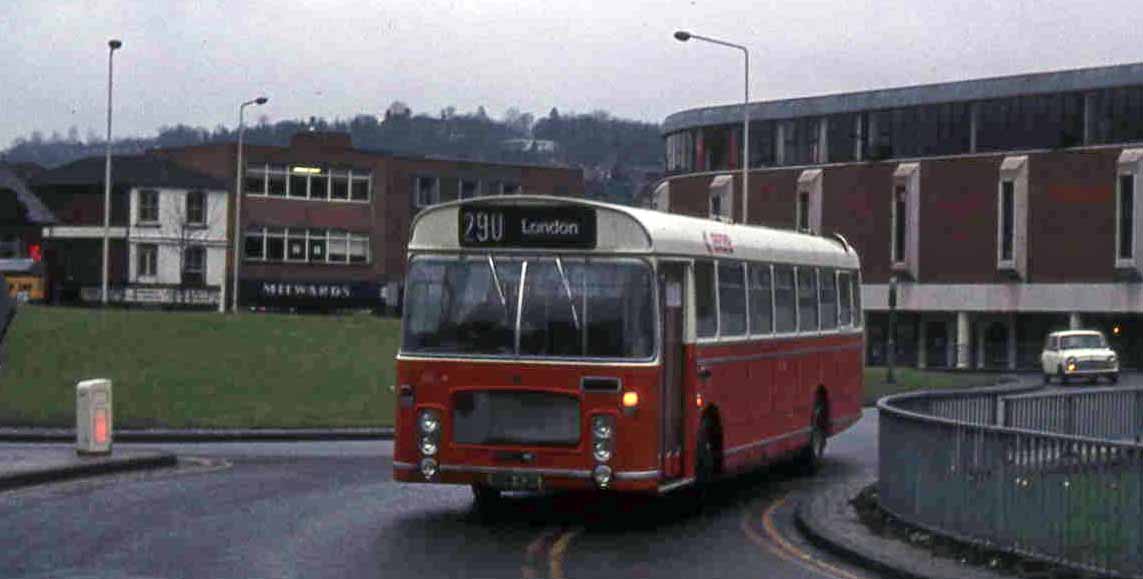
[392,196,863,505]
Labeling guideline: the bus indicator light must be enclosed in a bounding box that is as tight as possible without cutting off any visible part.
[622,391,639,408]
[695,393,704,408]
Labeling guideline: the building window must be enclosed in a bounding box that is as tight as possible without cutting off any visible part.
[1000,180,1015,261]
[267,166,287,197]
[138,189,159,224]
[796,192,810,232]
[748,263,773,335]
[183,246,206,286]
[137,244,158,278]
[997,156,1028,276]
[308,228,327,261]
[797,267,819,332]
[414,176,440,208]
[266,227,286,261]
[892,185,907,264]
[309,171,329,200]
[350,172,370,201]
[288,172,308,199]
[500,182,521,195]
[286,229,307,260]
[773,265,796,333]
[245,164,267,195]
[460,179,479,200]
[186,190,206,225]
[694,260,717,338]
[717,262,747,337]
[348,234,369,263]
[331,170,350,200]
[709,174,732,222]
[1120,173,1135,260]
[244,227,265,261]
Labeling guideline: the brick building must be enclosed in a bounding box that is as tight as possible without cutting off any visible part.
[157,132,583,311]
[658,62,1143,370]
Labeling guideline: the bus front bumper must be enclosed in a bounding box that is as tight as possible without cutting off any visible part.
[391,460,662,493]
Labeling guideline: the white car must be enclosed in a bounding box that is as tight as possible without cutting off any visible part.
[1041,330,1119,384]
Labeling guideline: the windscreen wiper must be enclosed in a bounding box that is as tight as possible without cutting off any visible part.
[486,254,508,310]
[554,256,581,331]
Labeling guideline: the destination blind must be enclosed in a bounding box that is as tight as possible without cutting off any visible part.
[458,205,597,248]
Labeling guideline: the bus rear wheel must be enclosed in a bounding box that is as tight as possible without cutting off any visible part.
[797,400,827,474]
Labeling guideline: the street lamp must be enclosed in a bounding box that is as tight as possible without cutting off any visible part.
[674,30,750,224]
[101,38,122,305]
[231,96,268,313]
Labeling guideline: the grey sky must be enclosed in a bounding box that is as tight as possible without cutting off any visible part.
[2,0,1140,148]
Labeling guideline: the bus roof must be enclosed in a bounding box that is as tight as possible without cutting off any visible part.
[408,196,861,269]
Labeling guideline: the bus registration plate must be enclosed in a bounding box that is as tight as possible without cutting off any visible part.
[487,471,543,491]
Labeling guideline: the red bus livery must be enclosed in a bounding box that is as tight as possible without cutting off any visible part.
[393,196,863,504]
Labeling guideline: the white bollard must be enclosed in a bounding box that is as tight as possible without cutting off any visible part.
[76,379,113,455]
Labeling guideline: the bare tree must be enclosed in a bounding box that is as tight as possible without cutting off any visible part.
[164,191,223,307]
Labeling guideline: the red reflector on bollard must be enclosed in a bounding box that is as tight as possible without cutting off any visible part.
[94,408,109,445]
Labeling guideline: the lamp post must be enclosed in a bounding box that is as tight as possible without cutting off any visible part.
[101,39,122,305]
[231,96,268,313]
[674,30,750,224]
[887,275,898,384]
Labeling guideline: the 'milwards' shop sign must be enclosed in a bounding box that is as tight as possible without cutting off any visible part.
[242,280,380,308]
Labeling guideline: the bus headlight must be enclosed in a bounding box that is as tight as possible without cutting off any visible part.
[420,458,438,480]
[418,409,441,435]
[592,439,612,463]
[591,415,614,440]
[1108,355,1117,365]
[420,437,438,456]
[592,465,612,489]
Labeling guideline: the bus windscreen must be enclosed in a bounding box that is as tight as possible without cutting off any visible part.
[402,255,655,359]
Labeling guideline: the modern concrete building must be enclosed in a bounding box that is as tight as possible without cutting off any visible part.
[658,62,1143,370]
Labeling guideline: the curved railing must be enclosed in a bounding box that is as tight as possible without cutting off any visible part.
[878,384,1143,577]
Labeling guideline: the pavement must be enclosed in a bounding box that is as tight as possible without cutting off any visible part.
[0,426,393,442]
[0,445,177,491]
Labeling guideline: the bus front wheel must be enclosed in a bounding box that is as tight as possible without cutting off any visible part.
[471,484,503,517]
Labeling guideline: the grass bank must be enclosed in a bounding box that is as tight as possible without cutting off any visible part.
[863,366,1010,406]
[0,306,399,428]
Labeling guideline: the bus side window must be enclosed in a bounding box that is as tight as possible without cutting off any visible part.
[717,261,746,337]
[851,272,863,327]
[820,268,838,330]
[749,263,773,335]
[694,260,717,338]
[797,267,819,332]
[773,265,796,333]
[838,271,853,326]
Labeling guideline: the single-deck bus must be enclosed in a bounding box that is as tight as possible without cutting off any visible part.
[393,196,863,506]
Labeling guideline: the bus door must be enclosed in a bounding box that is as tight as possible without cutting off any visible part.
[658,262,687,480]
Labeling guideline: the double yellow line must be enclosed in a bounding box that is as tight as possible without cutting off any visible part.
[522,527,581,579]
[741,493,869,579]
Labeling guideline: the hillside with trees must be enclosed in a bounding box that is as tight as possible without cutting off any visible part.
[1,104,664,205]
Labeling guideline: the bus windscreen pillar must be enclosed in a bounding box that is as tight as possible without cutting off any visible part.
[76,378,113,455]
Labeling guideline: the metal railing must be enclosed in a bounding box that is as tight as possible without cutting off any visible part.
[879,384,1143,577]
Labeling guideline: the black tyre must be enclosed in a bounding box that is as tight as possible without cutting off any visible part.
[797,400,827,474]
[695,417,716,487]
[471,484,503,518]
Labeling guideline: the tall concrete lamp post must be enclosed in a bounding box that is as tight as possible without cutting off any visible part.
[231,96,268,313]
[674,30,750,224]
[101,39,123,305]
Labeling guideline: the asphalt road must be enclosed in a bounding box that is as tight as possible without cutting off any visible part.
[0,412,882,579]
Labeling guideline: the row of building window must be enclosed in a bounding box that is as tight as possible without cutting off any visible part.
[694,260,861,340]
[412,176,522,208]
[669,86,1143,172]
[244,164,372,202]
[243,227,370,264]
[136,190,207,225]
